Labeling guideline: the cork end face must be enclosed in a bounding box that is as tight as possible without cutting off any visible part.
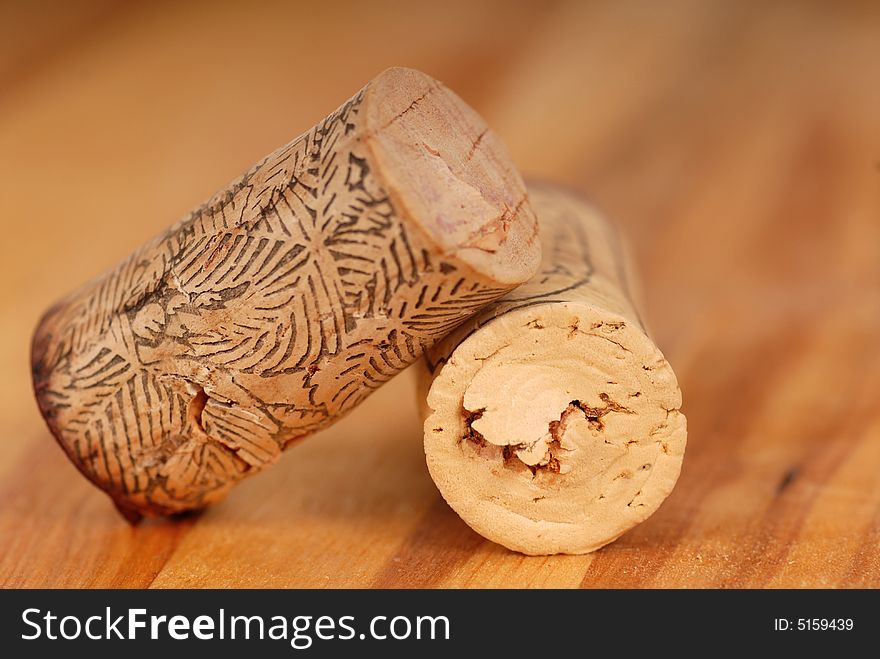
[362,67,540,287]
[424,304,687,555]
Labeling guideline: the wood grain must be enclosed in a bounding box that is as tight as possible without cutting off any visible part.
[1,0,878,587]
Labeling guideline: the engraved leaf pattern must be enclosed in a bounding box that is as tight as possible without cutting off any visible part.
[32,89,509,514]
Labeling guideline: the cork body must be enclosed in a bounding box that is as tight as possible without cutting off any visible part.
[32,68,539,519]
[422,184,686,555]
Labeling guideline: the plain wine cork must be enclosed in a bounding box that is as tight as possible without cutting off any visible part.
[421,184,686,555]
[31,67,540,521]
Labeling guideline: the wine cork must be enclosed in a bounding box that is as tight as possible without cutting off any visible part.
[31,67,540,521]
[421,184,686,555]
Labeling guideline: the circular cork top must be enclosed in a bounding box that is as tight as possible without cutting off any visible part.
[362,67,540,286]
[424,302,687,555]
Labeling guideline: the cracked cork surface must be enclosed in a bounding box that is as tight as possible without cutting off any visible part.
[421,185,687,555]
[30,67,540,520]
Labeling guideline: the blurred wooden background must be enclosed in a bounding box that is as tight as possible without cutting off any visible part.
[1,0,878,588]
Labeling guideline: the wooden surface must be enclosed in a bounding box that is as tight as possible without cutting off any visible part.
[1,0,878,588]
